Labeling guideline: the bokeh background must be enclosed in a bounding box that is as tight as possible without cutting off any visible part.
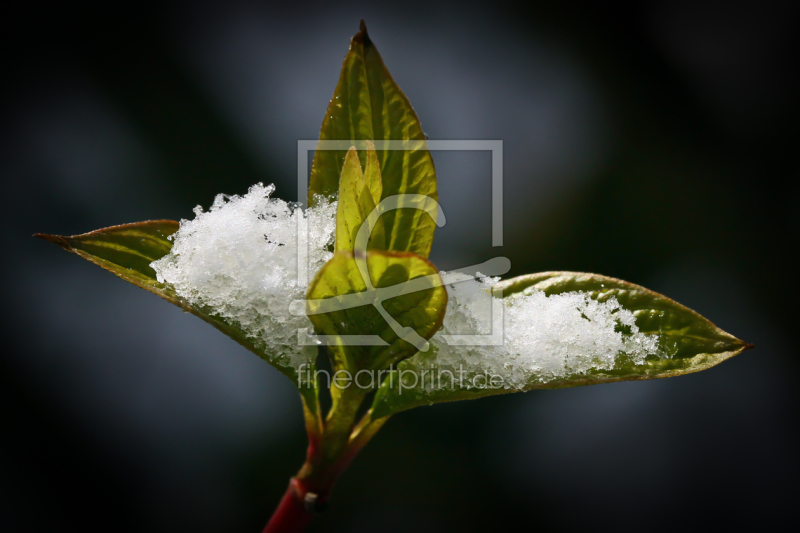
[2,1,798,531]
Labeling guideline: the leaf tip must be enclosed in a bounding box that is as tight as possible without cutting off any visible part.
[34,233,71,250]
[354,19,372,47]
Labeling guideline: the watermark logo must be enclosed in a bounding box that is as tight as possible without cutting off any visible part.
[296,364,509,393]
[292,140,507,348]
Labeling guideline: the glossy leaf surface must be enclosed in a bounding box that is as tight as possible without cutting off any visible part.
[371,271,752,418]
[309,21,438,259]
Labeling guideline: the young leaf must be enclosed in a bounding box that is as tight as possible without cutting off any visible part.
[35,222,311,385]
[370,271,753,418]
[305,250,447,376]
[363,139,383,208]
[335,144,385,252]
[309,21,438,259]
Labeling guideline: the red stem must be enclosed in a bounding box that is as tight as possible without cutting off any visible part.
[261,440,366,532]
[262,391,383,532]
[262,479,315,533]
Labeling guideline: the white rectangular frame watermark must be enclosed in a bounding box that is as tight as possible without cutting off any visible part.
[295,139,504,347]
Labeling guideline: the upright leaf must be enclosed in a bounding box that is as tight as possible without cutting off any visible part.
[363,139,383,207]
[309,21,438,258]
[335,144,385,252]
[370,271,753,418]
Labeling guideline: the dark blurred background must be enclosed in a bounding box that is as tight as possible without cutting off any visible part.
[2,0,798,531]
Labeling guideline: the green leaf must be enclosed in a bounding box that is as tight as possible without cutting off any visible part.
[36,221,179,292]
[335,143,385,252]
[305,250,447,377]
[309,21,438,259]
[35,222,311,386]
[370,271,753,418]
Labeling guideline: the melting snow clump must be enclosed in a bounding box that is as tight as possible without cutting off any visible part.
[151,183,336,370]
[151,183,659,386]
[413,274,662,389]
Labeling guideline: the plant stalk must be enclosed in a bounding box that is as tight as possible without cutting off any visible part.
[262,383,386,532]
[262,479,315,533]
